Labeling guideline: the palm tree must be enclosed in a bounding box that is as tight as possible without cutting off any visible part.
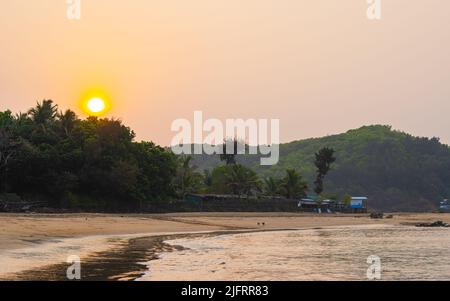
[58,109,78,136]
[279,169,308,199]
[220,138,239,165]
[263,177,279,197]
[28,100,58,131]
[176,155,203,198]
[224,164,261,197]
[15,112,29,124]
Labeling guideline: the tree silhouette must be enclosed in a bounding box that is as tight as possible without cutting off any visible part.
[314,147,336,195]
[28,100,58,131]
[220,139,239,165]
[57,110,78,136]
[0,101,178,210]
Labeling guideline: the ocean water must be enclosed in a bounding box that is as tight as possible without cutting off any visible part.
[0,230,213,279]
[0,232,158,278]
[0,235,121,277]
[139,225,450,281]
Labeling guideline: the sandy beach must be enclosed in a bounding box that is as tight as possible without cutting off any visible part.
[1,212,449,280]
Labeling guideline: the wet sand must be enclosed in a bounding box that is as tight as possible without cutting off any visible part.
[4,230,276,281]
[0,212,449,280]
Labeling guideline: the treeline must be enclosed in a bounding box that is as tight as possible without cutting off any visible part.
[175,144,336,201]
[1,100,336,211]
[0,100,177,210]
[192,125,450,211]
[176,156,310,199]
[5,101,448,212]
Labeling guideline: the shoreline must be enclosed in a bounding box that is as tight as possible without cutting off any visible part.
[1,212,449,280]
[2,229,298,281]
[0,225,428,281]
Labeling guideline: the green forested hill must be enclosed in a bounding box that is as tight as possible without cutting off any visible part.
[191,125,450,211]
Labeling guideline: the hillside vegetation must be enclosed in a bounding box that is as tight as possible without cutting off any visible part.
[2,100,448,212]
[191,125,450,211]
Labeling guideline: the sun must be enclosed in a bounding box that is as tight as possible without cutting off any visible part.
[79,89,112,116]
[87,97,106,113]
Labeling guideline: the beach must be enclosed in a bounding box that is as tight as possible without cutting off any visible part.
[1,212,449,280]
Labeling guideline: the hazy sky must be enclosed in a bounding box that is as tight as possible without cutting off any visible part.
[1,0,449,145]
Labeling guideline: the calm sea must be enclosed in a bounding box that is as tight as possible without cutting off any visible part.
[139,225,450,281]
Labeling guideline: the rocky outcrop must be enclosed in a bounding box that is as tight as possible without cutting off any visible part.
[415,221,450,228]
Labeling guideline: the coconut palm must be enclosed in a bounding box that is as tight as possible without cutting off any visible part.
[58,109,78,136]
[279,169,308,199]
[28,100,58,131]
[224,164,261,197]
[175,155,203,198]
[15,112,30,124]
[263,177,280,197]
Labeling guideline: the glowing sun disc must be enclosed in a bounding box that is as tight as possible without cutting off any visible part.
[87,98,106,113]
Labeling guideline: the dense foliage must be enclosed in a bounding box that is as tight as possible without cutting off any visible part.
[192,125,450,211]
[0,100,177,210]
[3,101,448,212]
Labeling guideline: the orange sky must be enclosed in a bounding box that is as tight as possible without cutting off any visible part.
[1,0,449,145]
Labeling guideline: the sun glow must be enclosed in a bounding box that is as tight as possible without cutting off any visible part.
[80,90,111,116]
[87,98,106,113]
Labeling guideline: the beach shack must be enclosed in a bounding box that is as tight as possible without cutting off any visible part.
[298,195,335,213]
[349,197,368,213]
